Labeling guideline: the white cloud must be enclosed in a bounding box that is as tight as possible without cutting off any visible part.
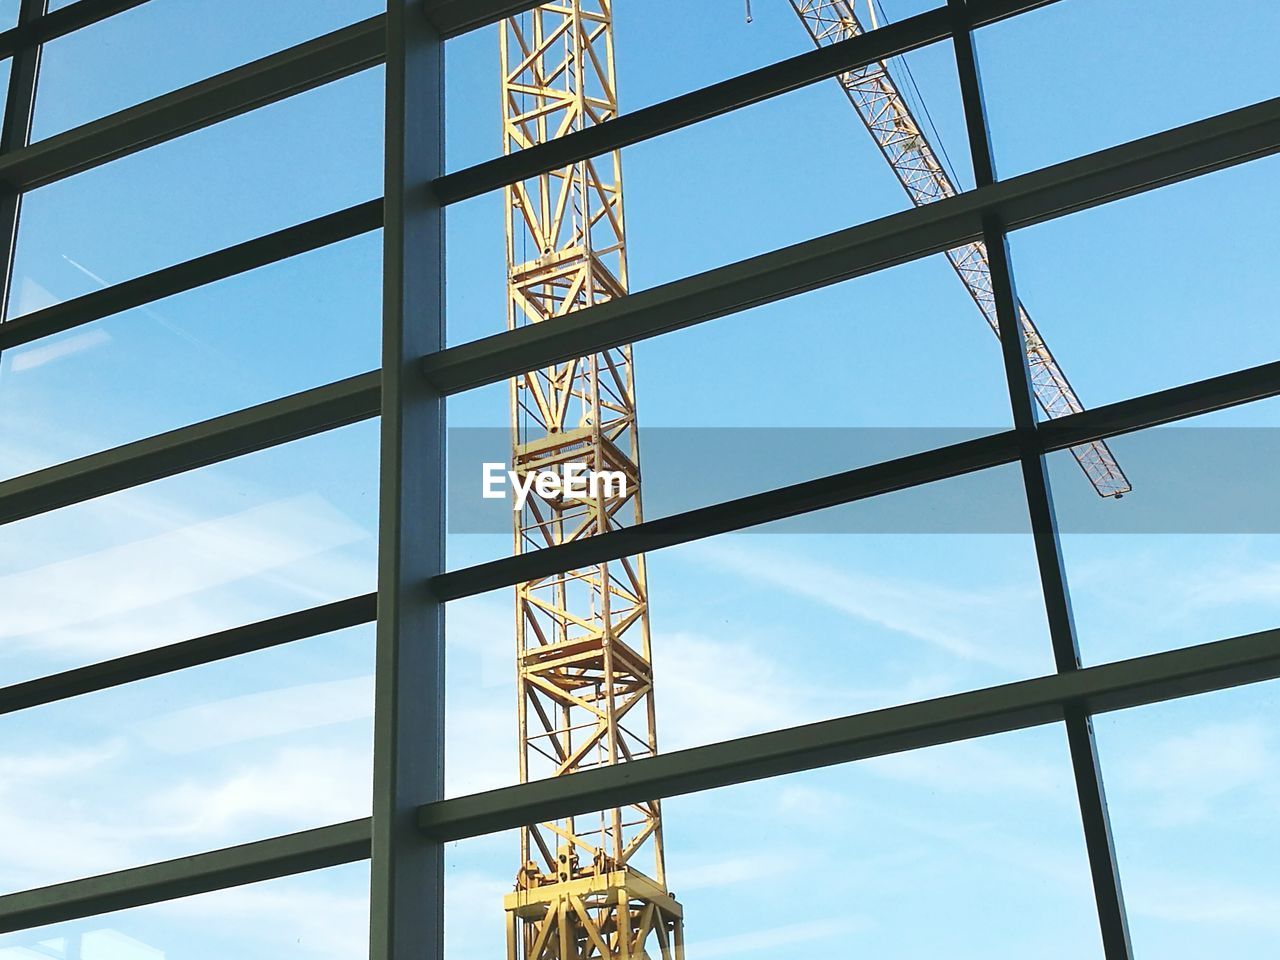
[7,329,113,373]
[1123,720,1273,826]
[0,737,370,891]
[152,873,371,960]
[688,916,872,958]
[653,629,807,748]
[665,852,794,893]
[863,737,1067,798]
[444,869,511,958]
[1064,537,1280,653]
[143,742,371,836]
[1,495,368,645]
[132,675,374,754]
[0,741,121,785]
[0,492,374,679]
[687,539,1046,675]
[1127,870,1280,932]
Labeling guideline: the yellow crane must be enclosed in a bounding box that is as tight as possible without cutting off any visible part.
[498,4,684,959]
[788,0,1130,497]
[494,3,1128,958]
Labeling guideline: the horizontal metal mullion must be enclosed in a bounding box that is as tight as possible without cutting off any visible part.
[966,0,1064,28]
[0,593,376,716]
[432,432,1020,602]
[0,0,149,57]
[1040,359,1280,450]
[435,356,1280,604]
[420,0,1058,42]
[992,95,1280,232]
[0,818,372,933]
[421,0,541,39]
[432,8,952,205]
[425,191,986,395]
[431,0,1071,203]
[417,626,1280,841]
[0,15,386,193]
[0,370,380,525]
[423,96,1280,397]
[0,199,382,350]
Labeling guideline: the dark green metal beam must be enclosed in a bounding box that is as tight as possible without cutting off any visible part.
[0,0,150,58]
[0,820,372,934]
[0,370,379,525]
[0,199,382,351]
[431,6,954,205]
[417,627,1280,841]
[423,96,1280,397]
[0,15,384,194]
[369,6,446,960]
[431,357,1280,604]
[0,594,376,716]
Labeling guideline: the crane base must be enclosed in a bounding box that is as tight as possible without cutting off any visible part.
[504,869,684,960]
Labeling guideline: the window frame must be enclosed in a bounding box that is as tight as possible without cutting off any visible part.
[0,2,1275,959]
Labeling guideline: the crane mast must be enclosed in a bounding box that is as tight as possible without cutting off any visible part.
[499,4,684,959]
[789,0,1131,497]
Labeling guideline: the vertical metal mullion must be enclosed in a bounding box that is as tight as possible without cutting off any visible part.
[0,0,47,321]
[947,2,1133,958]
[370,3,445,960]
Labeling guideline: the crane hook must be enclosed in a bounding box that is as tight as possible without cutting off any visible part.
[745,0,753,23]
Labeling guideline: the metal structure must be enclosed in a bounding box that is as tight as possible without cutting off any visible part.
[499,4,682,958]
[0,8,1276,960]
[789,0,1131,497]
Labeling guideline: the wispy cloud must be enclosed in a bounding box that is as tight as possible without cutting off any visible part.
[688,916,873,957]
[152,870,371,960]
[1126,869,1280,932]
[687,538,1047,675]
[1,495,367,643]
[143,742,371,836]
[0,493,373,677]
[864,736,1068,798]
[0,737,371,892]
[133,675,374,754]
[6,329,113,373]
[1117,719,1274,827]
[1065,536,1280,656]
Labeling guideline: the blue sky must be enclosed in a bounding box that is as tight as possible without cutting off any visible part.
[0,1,1278,959]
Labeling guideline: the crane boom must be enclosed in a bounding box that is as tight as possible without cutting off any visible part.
[790,0,1131,497]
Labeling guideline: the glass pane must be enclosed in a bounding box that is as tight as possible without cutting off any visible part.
[978,0,1280,178]
[0,624,373,892]
[445,463,1054,797]
[0,863,370,960]
[445,725,1104,959]
[9,67,382,315]
[0,231,381,480]
[33,0,385,140]
[0,420,379,686]
[445,45,971,341]
[1051,397,1280,665]
[1095,680,1280,958]
[1006,155,1280,408]
[445,0,952,173]
[445,246,1026,565]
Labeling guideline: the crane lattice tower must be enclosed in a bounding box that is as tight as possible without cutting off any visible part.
[499,3,685,959]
